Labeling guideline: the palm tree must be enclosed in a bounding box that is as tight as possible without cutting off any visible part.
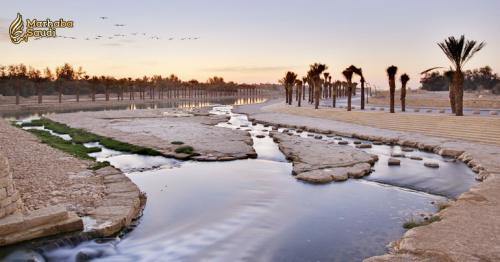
[444,70,455,113]
[342,68,354,111]
[349,65,366,110]
[279,71,297,105]
[438,35,485,116]
[400,74,410,112]
[295,79,303,107]
[302,76,307,100]
[386,65,398,113]
[308,63,328,109]
[323,72,330,99]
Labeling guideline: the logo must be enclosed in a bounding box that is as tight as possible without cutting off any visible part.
[9,13,74,44]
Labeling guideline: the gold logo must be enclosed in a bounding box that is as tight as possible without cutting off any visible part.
[9,13,26,44]
[8,13,74,44]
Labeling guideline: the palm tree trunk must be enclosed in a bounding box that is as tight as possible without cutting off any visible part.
[360,80,365,110]
[15,83,20,105]
[285,86,289,104]
[449,82,456,114]
[454,70,464,116]
[302,85,305,100]
[347,82,352,111]
[314,81,320,109]
[332,84,336,108]
[389,78,396,113]
[298,85,302,107]
[400,84,406,112]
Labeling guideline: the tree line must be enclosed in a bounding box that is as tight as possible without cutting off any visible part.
[0,63,264,104]
[420,66,500,94]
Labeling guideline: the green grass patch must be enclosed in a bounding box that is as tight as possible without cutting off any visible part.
[24,118,164,156]
[403,216,441,229]
[27,129,100,161]
[171,141,184,145]
[90,161,111,170]
[175,145,194,154]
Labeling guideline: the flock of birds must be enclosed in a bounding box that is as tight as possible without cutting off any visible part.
[35,16,200,43]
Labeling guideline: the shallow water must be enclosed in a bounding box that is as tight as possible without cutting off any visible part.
[0,105,477,262]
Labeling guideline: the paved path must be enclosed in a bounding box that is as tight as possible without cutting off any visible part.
[262,102,500,146]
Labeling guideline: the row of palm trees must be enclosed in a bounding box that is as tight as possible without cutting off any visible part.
[281,35,485,116]
[0,63,265,105]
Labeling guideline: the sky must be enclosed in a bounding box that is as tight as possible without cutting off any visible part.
[1,0,499,89]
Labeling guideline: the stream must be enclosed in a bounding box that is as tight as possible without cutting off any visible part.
[1,105,477,262]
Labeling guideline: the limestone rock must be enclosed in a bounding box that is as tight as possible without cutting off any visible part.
[388,158,401,166]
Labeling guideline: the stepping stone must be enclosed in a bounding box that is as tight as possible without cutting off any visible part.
[356,144,372,149]
[334,137,343,140]
[424,162,440,168]
[388,158,401,166]
[409,156,423,160]
[379,108,385,111]
[307,134,314,137]
[373,141,383,145]
[426,109,433,113]
[314,135,323,139]
[337,141,349,145]
[402,147,414,152]
[255,135,265,138]
[353,141,362,145]
[472,110,480,115]
[296,130,303,133]
[414,109,420,112]
[272,127,278,130]
[391,153,406,158]
[439,109,446,113]
[370,107,376,110]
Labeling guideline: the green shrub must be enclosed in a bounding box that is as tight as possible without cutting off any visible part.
[175,145,194,154]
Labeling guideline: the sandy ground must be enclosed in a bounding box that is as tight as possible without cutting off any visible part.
[236,100,500,262]
[257,102,500,146]
[369,90,500,109]
[47,108,256,161]
[0,119,105,215]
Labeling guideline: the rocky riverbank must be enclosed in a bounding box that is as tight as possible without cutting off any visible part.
[47,107,257,161]
[0,119,144,245]
[236,101,500,262]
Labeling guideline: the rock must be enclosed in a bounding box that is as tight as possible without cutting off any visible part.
[409,156,423,160]
[490,111,498,115]
[472,110,480,115]
[347,163,371,178]
[296,170,333,184]
[314,135,323,139]
[307,134,314,137]
[255,135,265,138]
[424,162,439,168]
[438,148,464,158]
[391,153,406,158]
[371,107,376,110]
[388,158,401,166]
[334,137,342,140]
[426,109,433,113]
[379,108,385,111]
[353,141,362,145]
[337,141,349,145]
[401,147,414,152]
[414,108,420,112]
[439,109,446,113]
[356,144,372,149]
[373,141,383,145]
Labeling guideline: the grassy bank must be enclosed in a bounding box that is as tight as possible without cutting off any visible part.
[22,118,163,156]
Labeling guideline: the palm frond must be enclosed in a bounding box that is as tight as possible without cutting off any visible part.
[342,68,353,81]
[386,65,398,77]
[400,74,410,84]
[420,67,444,74]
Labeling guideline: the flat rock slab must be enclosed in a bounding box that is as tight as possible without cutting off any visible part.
[47,108,256,161]
[272,133,377,184]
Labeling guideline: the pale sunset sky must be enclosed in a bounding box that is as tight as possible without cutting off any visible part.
[1,0,499,89]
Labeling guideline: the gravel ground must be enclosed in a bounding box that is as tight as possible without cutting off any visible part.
[0,119,105,215]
